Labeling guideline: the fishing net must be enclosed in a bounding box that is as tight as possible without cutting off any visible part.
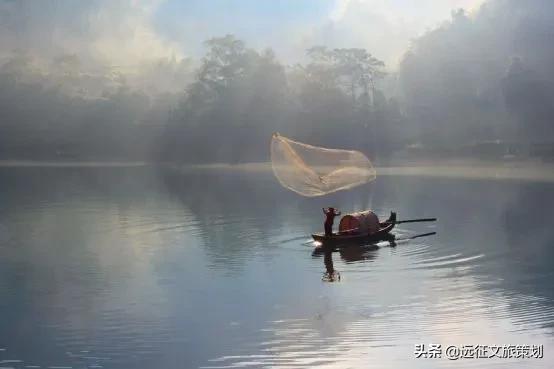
[270,133,376,197]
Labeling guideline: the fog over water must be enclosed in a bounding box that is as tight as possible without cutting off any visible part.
[1,167,554,368]
[1,0,553,163]
[1,1,554,369]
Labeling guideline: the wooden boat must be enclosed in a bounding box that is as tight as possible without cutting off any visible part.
[312,212,396,246]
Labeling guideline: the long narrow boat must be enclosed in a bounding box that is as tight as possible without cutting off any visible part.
[312,212,396,246]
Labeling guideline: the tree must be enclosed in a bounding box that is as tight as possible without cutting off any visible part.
[166,35,289,163]
[304,46,385,109]
[198,35,256,91]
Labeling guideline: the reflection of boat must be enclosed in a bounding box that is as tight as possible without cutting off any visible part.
[312,212,396,246]
[338,244,381,263]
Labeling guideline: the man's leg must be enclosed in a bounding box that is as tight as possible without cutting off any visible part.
[325,223,332,236]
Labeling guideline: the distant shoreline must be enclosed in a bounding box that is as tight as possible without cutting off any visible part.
[0,160,151,167]
[2,159,554,182]
[174,160,554,182]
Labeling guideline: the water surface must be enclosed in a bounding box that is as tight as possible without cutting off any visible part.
[0,166,553,368]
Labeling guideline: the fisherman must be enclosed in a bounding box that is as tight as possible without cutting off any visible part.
[323,207,341,236]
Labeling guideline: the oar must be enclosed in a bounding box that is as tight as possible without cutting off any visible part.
[394,217,437,224]
[405,231,436,239]
[392,231,436,242]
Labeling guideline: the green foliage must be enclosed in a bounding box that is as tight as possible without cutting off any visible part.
[398,1,554,148]
[0,36,400,163]
[302,46,385,108]
[162,37,396,163]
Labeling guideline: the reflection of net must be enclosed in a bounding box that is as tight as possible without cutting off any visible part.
[270,133,376,197]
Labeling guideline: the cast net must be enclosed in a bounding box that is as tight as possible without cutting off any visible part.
[270,133,376,197]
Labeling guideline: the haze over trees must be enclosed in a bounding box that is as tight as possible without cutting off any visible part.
[1,0,553,163]
[399,0,554,156]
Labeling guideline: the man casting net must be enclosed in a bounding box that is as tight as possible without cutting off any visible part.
[270,133,376,197]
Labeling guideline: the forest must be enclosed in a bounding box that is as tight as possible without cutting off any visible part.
[1,0,553,163]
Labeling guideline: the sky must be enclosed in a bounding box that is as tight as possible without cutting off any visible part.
[0,0,486,70]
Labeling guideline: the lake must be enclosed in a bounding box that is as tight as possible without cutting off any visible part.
[0,165,553,368]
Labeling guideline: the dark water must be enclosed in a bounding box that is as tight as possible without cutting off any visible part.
[0,166,553,369]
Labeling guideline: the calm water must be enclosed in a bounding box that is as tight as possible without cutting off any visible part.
[0,166,553,368]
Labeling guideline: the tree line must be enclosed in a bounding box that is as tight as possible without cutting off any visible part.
[162,35,403,163]
[1,0,553,163]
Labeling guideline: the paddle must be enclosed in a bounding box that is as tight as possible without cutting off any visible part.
[394,217,437,224]
[393,231,437,241]
[379,231,436,249]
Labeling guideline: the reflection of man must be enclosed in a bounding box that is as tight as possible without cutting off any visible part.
[323,251,340,282]
[323,207,341,236]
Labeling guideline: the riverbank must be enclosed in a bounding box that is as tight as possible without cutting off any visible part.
[175,158,554,182]
[0,160,150,167]
[2,158,554,182]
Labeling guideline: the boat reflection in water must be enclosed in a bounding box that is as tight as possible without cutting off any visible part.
[313,232,435,281]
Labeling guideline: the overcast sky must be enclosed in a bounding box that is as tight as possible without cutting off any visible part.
[1,0,485,69]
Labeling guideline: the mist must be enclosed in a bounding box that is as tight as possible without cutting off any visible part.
[3,3,554,367]
[1,0,553,163]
